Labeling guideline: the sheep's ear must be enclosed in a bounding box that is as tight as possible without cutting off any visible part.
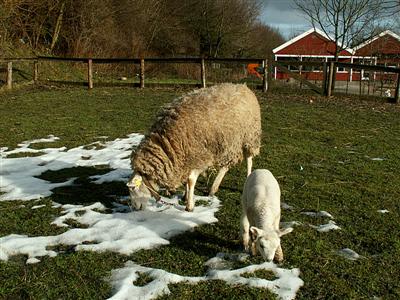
[127,174,143,189]
[278,227,293,237]
[250,226,264,240]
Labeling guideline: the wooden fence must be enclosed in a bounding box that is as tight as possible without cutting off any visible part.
[0,56,268,92]
[272,60,400,102]
[1,56,400,102]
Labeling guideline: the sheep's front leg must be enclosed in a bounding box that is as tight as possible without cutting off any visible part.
[274,244,283,262]
[246,156,253,177]
[185,169,201,212]
[209,166,229,196]
[241,213,250,252]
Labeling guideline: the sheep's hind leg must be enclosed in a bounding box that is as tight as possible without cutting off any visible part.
[185,169,201,212]
[209,166,229,196]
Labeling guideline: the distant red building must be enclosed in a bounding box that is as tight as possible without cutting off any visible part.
[352,30,400,81]
[272,28,400,82]
[272,28,354,81]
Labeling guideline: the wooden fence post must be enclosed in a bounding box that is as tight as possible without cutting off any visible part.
[6,61,12,89]
[262,59,268,92]
[140,58,145,88]
[327,61,334,97]
[201,58,206,88]
[395,73,400,103]
[87,59,93,89]
[33,60,39,83]
[322,62,328,95]
[299,64,303,89]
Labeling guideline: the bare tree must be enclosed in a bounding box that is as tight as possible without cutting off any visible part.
[178,0,263,57]
[293,0,391,61]
[382,0,400,15]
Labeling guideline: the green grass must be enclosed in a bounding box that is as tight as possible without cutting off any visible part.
[1,85,400,299]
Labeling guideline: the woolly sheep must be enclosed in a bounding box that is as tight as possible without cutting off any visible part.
[127,83,261,212]
[241,169,292,262]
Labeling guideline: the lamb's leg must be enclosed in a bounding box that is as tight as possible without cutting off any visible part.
[246,156,253,177]
[274,244,284,262]
[209,166,229,196]
[185,169,201,212]
[241,213,250,252]
[251,241,257,256]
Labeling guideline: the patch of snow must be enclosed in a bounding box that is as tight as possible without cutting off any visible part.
[370,157,385,161]
[108,259,304,300]
[301,211,333,219]
[0,133,143,201]
[281,202,294,210]
[310,220,340,232]
[0,196,220,262]
[377,209,389,214]
[26,257,41,264]
[337,248,363,260]
[31,204,46,210]
[280,221,302,229]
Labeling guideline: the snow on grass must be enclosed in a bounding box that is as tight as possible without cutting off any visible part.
[109,259,304,300]
[31,204,46,210]
[0,135,304,299]
[336,248,363,260]
[377,209,389,214]
[301,211,333,218]
[0,197,220,261]
[0,133,143,201]
[310,220,341,232]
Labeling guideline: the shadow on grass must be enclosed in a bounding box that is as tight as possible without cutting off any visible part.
[37,166,129,208]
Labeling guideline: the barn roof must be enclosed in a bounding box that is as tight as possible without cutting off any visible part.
[353,30,400,56]
[273,28,353,56]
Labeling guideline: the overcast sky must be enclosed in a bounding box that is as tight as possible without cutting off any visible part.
[261,0,311,40]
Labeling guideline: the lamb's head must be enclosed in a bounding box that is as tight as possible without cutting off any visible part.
[126,174,152,210]
[250,226,293,261]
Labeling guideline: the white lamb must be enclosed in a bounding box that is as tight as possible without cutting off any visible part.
[241,169,292,262]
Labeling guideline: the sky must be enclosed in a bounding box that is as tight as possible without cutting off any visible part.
[0,133,371,299]
[261,0,311,40]
[261,0,400,40]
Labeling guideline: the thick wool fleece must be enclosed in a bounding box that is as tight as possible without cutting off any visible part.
[131,83,261,192]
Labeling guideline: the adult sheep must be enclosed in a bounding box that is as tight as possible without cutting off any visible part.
[127,83,261,212]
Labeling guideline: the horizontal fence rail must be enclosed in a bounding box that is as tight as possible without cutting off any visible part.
[1,56,399,102]
[272,60,400,101]
[0,56,268,92]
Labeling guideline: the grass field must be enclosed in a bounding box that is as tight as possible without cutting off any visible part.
[1,84,400,299]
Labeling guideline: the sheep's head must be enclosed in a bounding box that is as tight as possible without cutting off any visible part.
[126,174,151,210]
[250,226,293,262]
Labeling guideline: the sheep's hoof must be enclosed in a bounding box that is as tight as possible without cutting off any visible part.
[185,207,194,212]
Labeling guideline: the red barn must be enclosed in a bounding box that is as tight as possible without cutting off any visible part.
[352,30,400,81]
[272,28,354,81]
[354,30,400,66]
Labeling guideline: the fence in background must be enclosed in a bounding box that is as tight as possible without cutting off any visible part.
[0,56,268,92]
[1,56,399,102]
[272,60,400,102]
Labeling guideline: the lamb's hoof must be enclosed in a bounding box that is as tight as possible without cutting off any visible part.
[185,207,194,212]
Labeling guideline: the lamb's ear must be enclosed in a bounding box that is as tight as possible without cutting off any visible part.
[250,226,264,240]
[127,174,143,189]
[278,227,293,237]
